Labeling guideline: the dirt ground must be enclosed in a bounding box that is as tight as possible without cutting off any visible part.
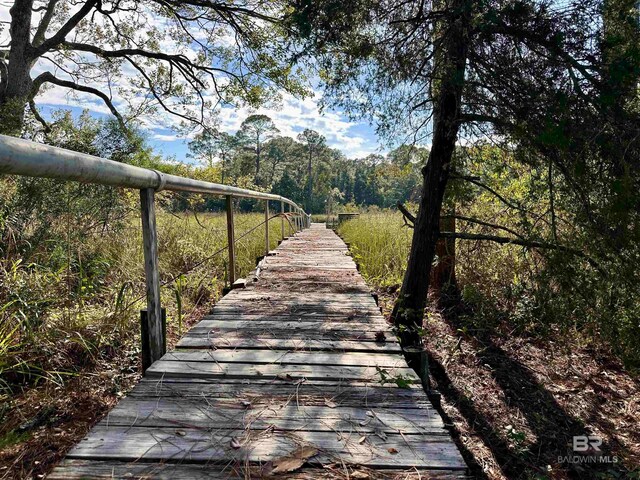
[0,305,207,480]
[378,291,640,480]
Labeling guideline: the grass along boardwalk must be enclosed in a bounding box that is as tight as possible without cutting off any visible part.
[49,224,467,479]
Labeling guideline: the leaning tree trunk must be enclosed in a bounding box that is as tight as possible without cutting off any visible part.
[391,0,470,379]
[0,0,35,136]
[431,213,458,306]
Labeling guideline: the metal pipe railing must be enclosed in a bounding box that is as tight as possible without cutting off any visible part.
[0,135,302,209]
[0,134,310,373]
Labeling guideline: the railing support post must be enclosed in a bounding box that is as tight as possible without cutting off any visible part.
[140,188,165,373]
[280,200,285,239]
[226,195,236,284]
[141,308,166,374]
[265,200,270,255]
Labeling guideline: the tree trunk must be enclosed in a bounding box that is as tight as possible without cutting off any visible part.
[430,213,458,306]
[600,0,639,172]
[306,149,313,211]
[255,139,261,184]
[391,0,470,375]
[0,0,35,136]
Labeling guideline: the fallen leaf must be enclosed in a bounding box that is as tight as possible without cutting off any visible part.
[375,331,387,343]
[352,471,370,479]
[175,430,186,437]
[324,398,338,408]
[271,446,319,473]
[358,436,367,444]
[230,437,242,449]
[388,447,399,454]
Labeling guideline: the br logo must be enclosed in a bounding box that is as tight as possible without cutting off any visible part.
[573,435,602,452]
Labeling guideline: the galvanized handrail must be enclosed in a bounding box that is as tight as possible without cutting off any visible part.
[0,135,303,208]
[0,134,311,372]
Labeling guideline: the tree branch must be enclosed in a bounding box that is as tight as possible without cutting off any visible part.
[34,0,98,55]
[397,201,416,227]
[29,99,51,133]
[441,214,525,239]
[32,71,126,130]
[440,231,603,273]
[451,173,525,212]
[33,0,60,47]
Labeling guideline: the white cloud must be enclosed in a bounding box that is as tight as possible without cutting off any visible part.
[24,5,381,160]
[152,133,181,142]
[217,91,381,158]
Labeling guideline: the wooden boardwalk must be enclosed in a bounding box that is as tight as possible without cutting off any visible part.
[50,224,467,479]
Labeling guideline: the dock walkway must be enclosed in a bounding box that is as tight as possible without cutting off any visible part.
[50,224,467,479]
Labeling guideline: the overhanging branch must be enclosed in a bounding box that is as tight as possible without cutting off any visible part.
[441,214,524,239]
[397,202,416,227]
[35,0,98,55]
[29,100,51,133]
[440,231,603,273]
[32,72,127,130]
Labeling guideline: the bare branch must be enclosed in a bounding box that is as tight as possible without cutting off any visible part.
[440,231,603,273]
[397,201,416,227]
[33,0,60,47]
[444,214,525,239]
[34,0,98,55]
[29,99,51,133]
[451,173,524,212]
[32,71,126,130]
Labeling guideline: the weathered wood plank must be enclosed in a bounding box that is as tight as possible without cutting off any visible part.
[49,460,469,480]
[160,350,407,369]
[202,311,386,321]
[66,427,466,470]
[189,320,390,333]
[99,397,445,434]
[176,336,402,352]
[184,327,391,343]
[146,360,418,383]
[128,379,431,409]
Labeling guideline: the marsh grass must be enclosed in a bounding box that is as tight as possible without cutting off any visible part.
[0,207,292,399]
[337,211,413,287]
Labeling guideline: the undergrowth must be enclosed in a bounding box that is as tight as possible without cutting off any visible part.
[338,211,640,370]
[0,200,290,401]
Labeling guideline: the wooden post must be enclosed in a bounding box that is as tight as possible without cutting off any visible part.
[141,308,166,374]
[226,195,236,284]
[265,200,270,255]
[280,200,285,239]
[139,188,165,371]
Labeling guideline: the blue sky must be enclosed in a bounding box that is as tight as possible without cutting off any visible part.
[37,88,385,164]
